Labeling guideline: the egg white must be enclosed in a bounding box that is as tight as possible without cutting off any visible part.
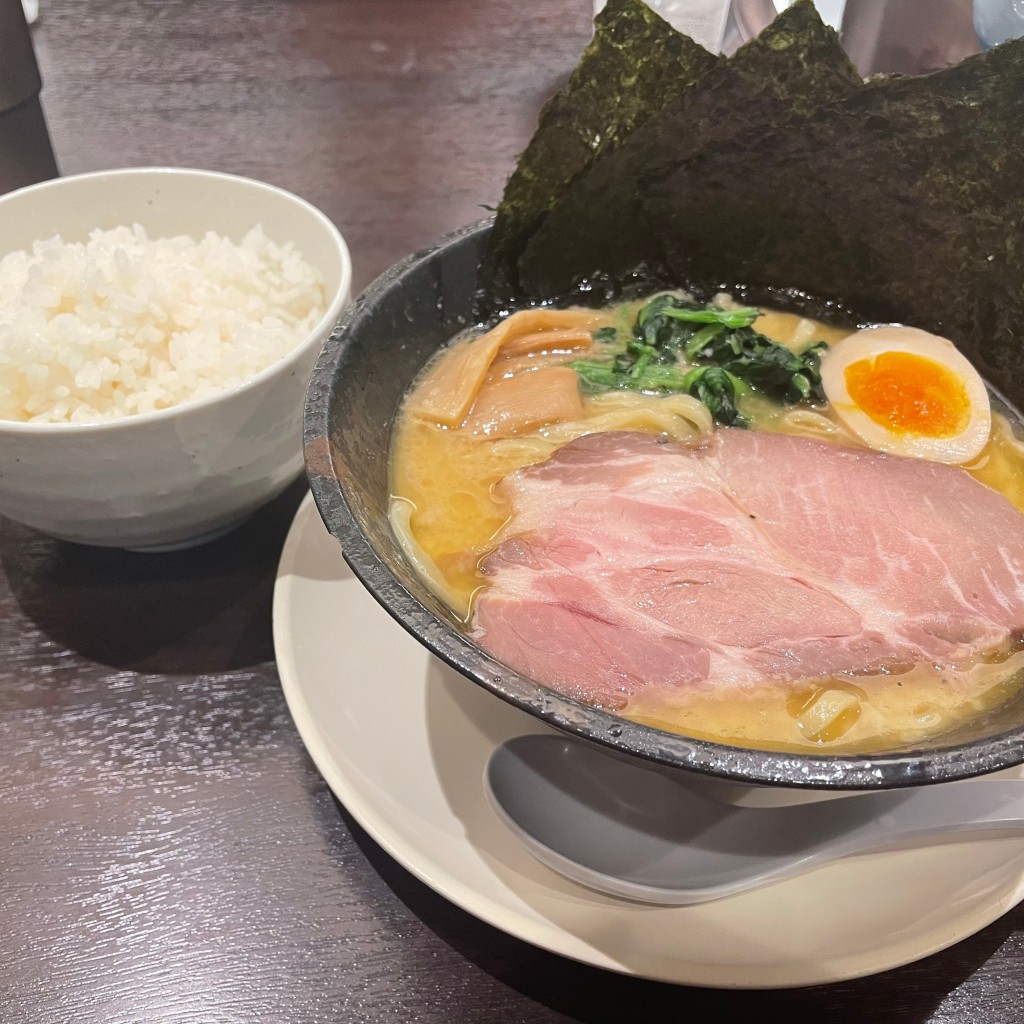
[819,326,991,464]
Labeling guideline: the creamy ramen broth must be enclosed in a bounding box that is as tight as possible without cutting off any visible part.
[389,297,1024,754]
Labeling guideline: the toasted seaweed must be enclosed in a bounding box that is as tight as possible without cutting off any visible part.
[485,0,1024,409]
[515,0,861,301]
[644,38,1024,405]
[479,0,719,307]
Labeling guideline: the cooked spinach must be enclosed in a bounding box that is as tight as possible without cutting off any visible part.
[680,366,747,426]
[570,295,825,425]
[572,358,747,426]
[686,321,828,404]
[638,294,760,336]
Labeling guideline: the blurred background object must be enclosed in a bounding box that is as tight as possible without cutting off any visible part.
[724,0,980,73]
[839,0,980,73]
[0,0,58,192]
[593,0,731,49]
[595,1,993,74]
[974,0,1024,46]
[725,0,842,45]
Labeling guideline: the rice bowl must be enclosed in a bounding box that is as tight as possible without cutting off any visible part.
[0,167,351,549]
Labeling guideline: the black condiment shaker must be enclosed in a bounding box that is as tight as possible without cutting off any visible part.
[0,0,59,194]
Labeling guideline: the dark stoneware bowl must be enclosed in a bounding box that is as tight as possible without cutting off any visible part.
[303,220,1024,789]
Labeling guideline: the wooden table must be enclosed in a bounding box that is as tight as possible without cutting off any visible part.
[3,1,1022,1020]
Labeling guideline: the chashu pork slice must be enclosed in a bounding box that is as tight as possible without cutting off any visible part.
[470,430,1024,710]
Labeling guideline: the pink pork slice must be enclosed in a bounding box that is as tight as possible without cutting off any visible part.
[470,430,1024,710]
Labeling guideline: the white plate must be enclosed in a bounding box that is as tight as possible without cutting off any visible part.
[273,494,1024,989]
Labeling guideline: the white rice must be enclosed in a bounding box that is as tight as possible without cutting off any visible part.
[0,224,326,423]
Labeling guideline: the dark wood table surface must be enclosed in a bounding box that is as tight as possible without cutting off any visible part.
[3,1,1023,1020]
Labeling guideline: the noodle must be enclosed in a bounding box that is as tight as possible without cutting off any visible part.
[387,496,469,617]
[490,391,713,459]
[773,407,859,444]
[560,391,711,437]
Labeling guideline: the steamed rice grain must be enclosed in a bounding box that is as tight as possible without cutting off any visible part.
[0,224,326,423]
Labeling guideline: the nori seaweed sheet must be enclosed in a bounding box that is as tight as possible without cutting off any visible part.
[516,0,861,300]
[484,0,1024,408]
[644,38,1024,405]
[478,0,719,307]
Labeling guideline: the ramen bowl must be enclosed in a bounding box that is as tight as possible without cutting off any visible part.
[303,219,1024,790]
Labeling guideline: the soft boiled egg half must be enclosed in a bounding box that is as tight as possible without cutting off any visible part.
[820,325,991,464]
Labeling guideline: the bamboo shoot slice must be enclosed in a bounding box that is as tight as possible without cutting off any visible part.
[407,308,609,426]
[465,366,584,438]
[498,327,596,359]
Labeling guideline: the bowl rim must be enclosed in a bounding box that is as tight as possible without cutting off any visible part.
[0,166,352,433]
[304,218,1024,790]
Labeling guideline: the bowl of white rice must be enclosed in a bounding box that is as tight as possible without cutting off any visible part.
[0,167,351,549]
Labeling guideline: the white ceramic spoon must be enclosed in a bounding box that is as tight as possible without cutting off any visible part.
[485,733,1024,905]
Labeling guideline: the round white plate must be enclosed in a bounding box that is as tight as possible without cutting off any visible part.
[273,494,1024,989]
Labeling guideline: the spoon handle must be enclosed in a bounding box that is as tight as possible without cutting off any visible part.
[487,734,1024,906]
[723,780,1024,903]
[815,780,1024,853]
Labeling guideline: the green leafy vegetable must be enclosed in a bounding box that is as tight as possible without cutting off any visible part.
[570,295,826,425]
[571,358,747,426]
[639,296,760,331]
[686,322,828,405]
[636,295,760,354]
[680,366,747,427]
[683,324,725,360]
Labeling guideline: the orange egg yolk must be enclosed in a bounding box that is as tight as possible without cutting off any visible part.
[844,352,970,438]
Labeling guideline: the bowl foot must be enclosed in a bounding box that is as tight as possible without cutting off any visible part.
[120,513,253,553]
